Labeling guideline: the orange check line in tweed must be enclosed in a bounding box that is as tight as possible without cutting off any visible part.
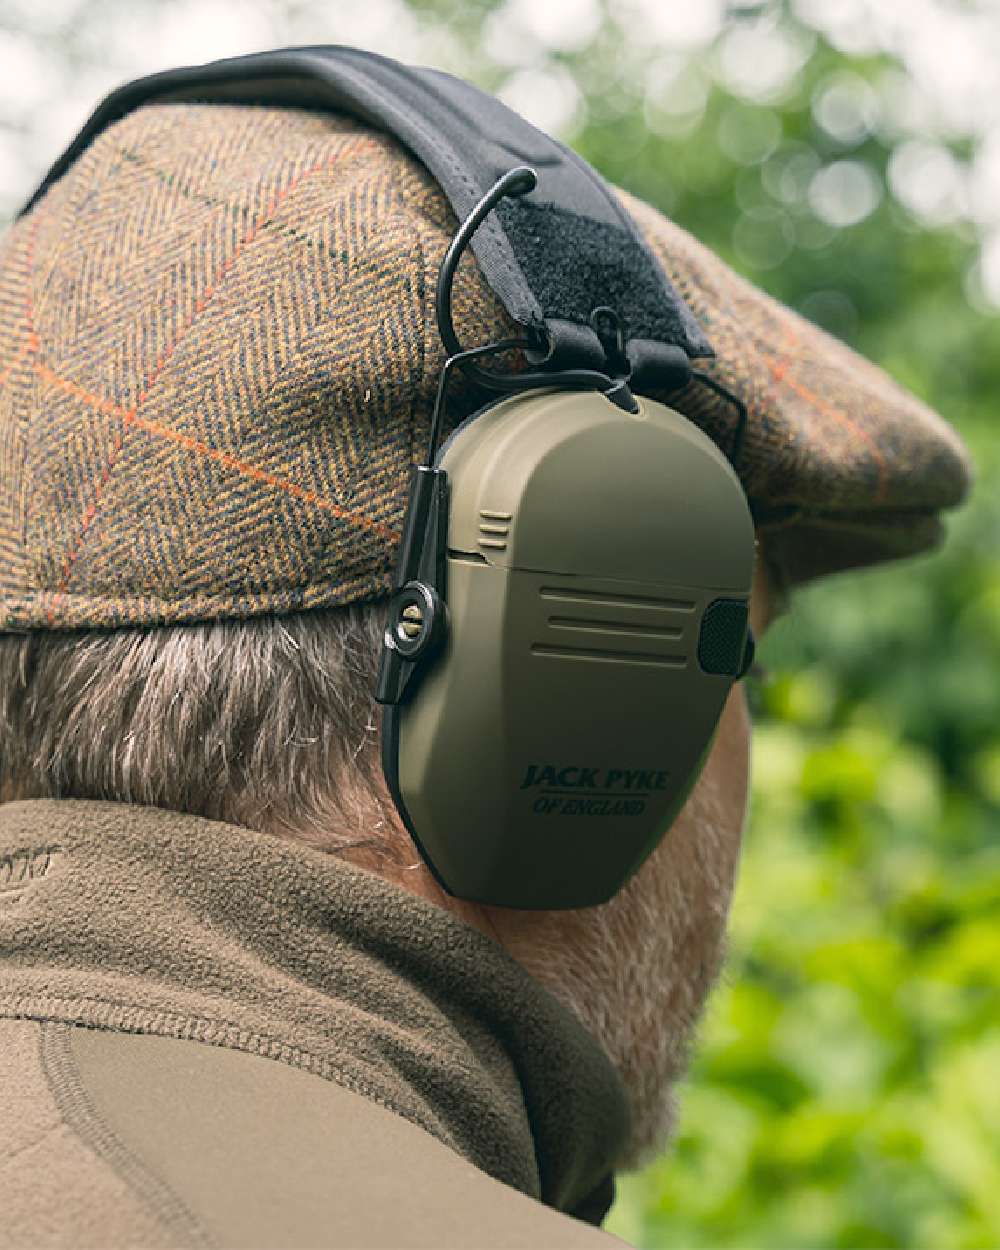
[759,322,799,392]
[45,140,376,628]
[36,360,401,550]
[759,322,890,507]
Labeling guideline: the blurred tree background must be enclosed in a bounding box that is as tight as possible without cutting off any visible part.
[1,0,997,1246]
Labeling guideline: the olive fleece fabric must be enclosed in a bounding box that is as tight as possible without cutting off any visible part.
[0,797,630,1232]
[0,1018,185,1248]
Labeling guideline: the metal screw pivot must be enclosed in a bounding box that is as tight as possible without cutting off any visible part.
[399,603,424,640]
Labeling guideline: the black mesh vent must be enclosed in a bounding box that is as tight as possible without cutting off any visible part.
[697,599,749,676]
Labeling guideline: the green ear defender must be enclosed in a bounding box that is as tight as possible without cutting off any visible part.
[377,168,756,910]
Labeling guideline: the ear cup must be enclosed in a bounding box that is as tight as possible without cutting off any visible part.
[384,389,755,909]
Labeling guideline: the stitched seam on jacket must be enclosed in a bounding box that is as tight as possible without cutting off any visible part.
[5,994,459,1160]
[38,1020,215,1250]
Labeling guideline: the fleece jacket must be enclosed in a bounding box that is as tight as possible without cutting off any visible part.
[0,797,631,1249]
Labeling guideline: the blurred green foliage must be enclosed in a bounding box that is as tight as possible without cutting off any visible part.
[402,2,1000,1246]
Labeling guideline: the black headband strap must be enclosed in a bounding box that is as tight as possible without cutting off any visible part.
[19,44,713,389]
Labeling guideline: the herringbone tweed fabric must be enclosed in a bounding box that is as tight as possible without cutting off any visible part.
[0,103,974,631]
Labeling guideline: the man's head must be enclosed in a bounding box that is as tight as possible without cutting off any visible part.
[0,525,779,1173]
[0,91,970,1173]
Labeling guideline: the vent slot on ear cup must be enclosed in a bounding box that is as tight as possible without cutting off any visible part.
[540,586,696,612]
[478,509,511,551]
[534,583,693,668]
[531,643,686,667]
[548,616,683,640]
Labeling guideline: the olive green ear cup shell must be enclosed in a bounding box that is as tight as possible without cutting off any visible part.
[392,390,755,910]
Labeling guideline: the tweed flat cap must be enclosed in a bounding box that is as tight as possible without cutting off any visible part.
[0,102,974,632]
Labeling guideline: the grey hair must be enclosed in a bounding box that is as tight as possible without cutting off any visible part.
[0,601,416,868]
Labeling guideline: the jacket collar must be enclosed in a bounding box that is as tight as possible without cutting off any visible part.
[0,798,629,1224]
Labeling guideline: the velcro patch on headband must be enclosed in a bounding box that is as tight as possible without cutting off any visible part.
[21,45,712,389]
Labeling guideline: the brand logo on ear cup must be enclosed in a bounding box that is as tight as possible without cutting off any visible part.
[519,764,669,792]
[520,764,671,819]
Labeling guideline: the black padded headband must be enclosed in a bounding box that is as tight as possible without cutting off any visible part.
[20,44,713,390]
